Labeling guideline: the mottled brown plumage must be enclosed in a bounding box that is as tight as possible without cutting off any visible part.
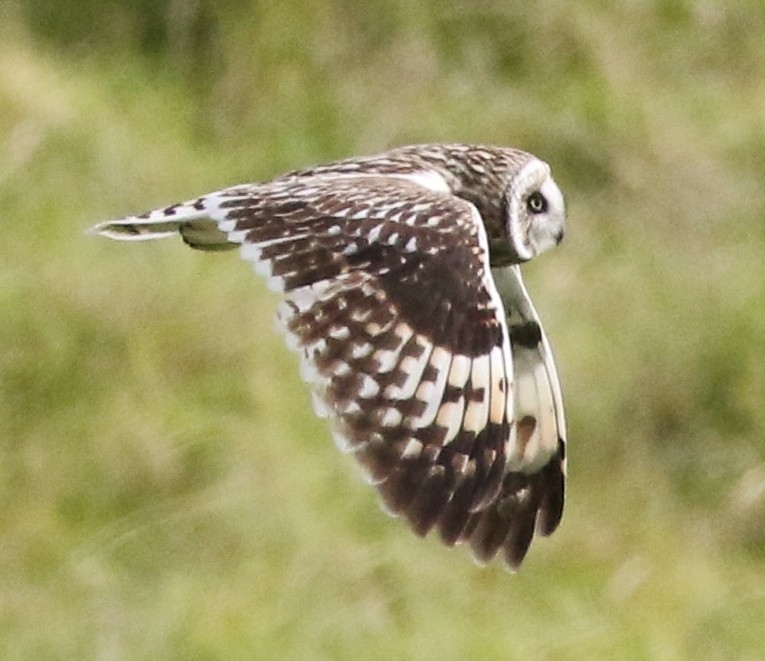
[91,144,568,570]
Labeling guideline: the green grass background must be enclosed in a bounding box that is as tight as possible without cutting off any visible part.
[1,1,764,658]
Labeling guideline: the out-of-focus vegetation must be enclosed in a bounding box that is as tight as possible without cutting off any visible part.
[1,1,764,658]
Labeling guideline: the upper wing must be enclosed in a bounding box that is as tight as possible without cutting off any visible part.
[93,174,562,568]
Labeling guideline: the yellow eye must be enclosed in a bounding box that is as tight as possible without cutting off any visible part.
[526,191,548,214]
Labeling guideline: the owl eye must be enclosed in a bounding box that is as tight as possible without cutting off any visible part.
[526,191,547,214]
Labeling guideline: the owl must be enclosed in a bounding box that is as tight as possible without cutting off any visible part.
[91,143,567,570]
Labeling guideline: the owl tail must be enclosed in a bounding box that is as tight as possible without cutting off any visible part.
[90,204,235,252]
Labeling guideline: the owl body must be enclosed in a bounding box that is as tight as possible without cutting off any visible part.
[92,144,567,569]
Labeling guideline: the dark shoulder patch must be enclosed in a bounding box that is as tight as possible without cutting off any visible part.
[509,321,542,348]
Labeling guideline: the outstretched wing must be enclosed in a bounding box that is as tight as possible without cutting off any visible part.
[93,174,562,568]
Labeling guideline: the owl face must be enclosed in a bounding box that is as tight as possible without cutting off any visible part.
[505,158,566,262]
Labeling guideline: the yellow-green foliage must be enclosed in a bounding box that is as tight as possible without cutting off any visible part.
[1,2,764,658]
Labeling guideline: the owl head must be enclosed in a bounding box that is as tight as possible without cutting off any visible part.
[505,158,566,262]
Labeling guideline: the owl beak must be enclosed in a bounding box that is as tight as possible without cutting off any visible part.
[554,228,565,245]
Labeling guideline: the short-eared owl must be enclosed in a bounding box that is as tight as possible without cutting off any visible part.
[92,144,567,569]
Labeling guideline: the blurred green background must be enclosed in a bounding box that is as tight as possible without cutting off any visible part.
[1,1,764,658]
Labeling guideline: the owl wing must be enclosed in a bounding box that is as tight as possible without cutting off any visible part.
[465,265,567,566]
[92,173,562,568]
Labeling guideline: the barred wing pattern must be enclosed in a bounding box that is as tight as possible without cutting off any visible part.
[93,158,566,569]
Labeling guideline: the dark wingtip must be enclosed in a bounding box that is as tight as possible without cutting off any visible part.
[537,440,566,537]
[405,466,452,537]
[465,444,567,570]
[503,510,537,569]
[368,438,566,569]
[468,507,510,564]
[437,471,479,546]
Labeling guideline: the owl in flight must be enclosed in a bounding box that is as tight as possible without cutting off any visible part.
[92,143,567,570]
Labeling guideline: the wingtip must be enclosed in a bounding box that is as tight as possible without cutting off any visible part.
[86,219,179,241]
[85,221,108,237]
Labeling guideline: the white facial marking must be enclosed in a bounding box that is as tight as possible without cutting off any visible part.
[527,176,566,256]
[506,158,566,261]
